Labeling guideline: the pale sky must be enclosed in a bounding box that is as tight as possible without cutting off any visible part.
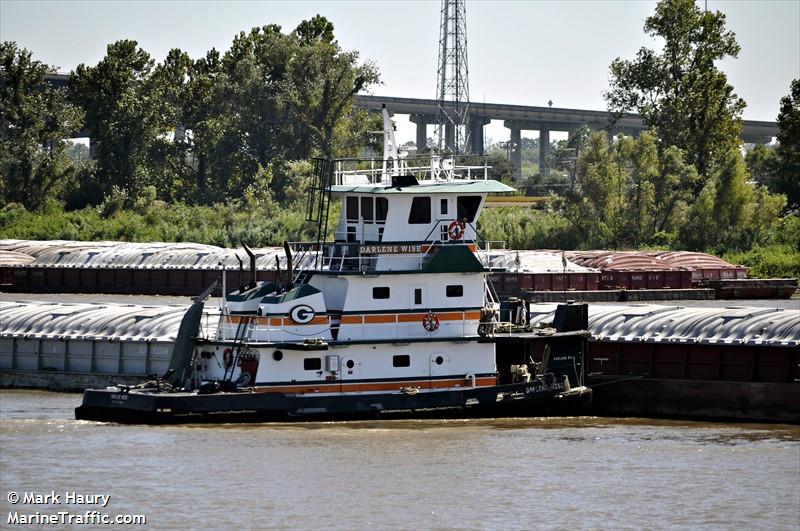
[1,0,798,144]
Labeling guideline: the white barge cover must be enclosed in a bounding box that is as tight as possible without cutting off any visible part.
[486,250,598,273]
[1,301,797,348]
[530,304,800,348]
[0,239,291,271]
[0,301,194,342]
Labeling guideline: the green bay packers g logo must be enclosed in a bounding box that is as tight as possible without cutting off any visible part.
[289,304,315,324]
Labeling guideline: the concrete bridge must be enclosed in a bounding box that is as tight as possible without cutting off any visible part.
[42,74,778,177]
[354,94,779,177]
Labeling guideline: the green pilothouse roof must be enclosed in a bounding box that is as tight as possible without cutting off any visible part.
[331,180,516,195]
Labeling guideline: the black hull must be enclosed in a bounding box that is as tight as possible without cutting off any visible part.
[75,383,592,424]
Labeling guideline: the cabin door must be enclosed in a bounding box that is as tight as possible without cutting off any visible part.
[429,352,449,390]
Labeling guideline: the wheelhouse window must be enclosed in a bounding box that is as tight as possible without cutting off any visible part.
[304,358,322,371]
[456,196,482,222]
[446,285,463,297]
[393,355,411,368]
[346,196,359,221]
[408,197,431,224]
[376,197,389,222]
[361,197,374,223]
[373,287,390,299]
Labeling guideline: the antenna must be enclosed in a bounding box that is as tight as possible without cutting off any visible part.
[436,0,470,154]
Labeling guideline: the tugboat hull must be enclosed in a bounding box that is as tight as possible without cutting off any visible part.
[75,383,592,424]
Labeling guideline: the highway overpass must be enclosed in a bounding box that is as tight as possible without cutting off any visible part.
[41,74,778,177]
[354,94,778,177]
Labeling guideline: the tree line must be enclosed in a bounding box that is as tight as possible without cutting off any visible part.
[1,15,380,211]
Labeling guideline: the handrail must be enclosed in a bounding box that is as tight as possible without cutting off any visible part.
[332,155,491,185]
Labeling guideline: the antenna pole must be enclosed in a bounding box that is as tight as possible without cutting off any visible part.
[436,0,470,154]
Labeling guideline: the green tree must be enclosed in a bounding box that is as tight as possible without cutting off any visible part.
[148,48,194,201]
[549,125,591,193]
[652,144,698,236]
[566,131,627,247]
[678,148,785,251]
[744,144,779,187]
[616,131,658,245]
[678,178,717,250]
[605,0,745,179]
[212,18,379,200]
[713,149,753,239]
[0,42,83,210]
[69,40,167,202]
[774,79,800,208]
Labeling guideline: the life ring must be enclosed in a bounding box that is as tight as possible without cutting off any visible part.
[447,220,466,241]
[223,348,234,368]
[422,312,440,332]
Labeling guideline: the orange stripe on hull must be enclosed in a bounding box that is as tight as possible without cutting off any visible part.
[227,316,330,326]
[232,313,477,326]
[253,376,496,395]
[364,314,397,324]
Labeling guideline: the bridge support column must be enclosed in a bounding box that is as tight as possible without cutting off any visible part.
[510,128,522,180]
[410,114,434,151]
[539,128,550,177]
[416,123,427,151]
[468,115,490,155]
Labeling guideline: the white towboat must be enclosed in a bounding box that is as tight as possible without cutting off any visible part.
[76,107,592,423]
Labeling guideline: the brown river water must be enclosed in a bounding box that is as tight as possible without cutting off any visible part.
[1,390,798,530]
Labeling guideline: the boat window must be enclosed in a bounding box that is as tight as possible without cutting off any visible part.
[273,350,283,361]
[456,196,482,222]
[373,287,390,299]
[361,197,374,222]
[376,197,388,222]
[303,358,321,371]
[393,355,411,368]
[440,198,448,215]
[346,196,359,221]
[446,285,463,297]
[408,197,431,224]
[346,226,356,243]
[414,288,422,305]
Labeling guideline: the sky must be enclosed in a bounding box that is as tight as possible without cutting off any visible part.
[1,0,798,144]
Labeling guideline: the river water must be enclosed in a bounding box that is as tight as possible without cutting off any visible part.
[1,390,798,530]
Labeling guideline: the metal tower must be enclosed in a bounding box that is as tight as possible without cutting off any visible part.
[436,0,470,154]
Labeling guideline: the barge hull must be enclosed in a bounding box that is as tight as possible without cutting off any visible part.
[591,377,800,424]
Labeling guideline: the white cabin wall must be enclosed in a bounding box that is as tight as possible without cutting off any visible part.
[336,273,485,341]
[340,273,484,313]
[309,276,349,312]
[244,341,496,387]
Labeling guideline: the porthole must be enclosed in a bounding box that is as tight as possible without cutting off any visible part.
[435,355,444,365]
[346,359,355,369]
[273,350,283,361]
